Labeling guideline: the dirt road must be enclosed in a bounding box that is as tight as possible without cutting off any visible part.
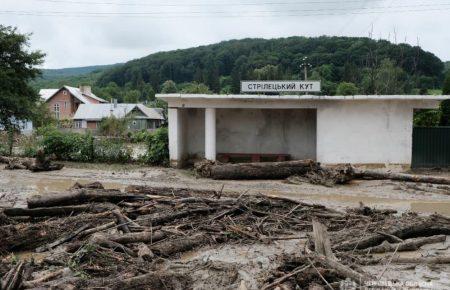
[1,163,449,215]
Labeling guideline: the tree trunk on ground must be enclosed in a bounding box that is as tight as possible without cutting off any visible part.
[125,185,221,197]
[3,203,117,217]
[151,234,209,256]
[356,170,450,185]
[196,160,319,180]
[27,189,146,208]
[107,231,166,245]
[363,235,446,253]
[312,219,336,260]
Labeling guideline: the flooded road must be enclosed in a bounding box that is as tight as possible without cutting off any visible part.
[0,163,449,215]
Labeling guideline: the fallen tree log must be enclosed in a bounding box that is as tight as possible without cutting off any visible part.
[356,170,450,185]
[3,203,117,217]
[125,185,222,197]
[195,159,319,180]
[107,231,166,245]
[335,219,450,251]
[362,235,446,253]
[27,189,147,208]
[136,207,218,227]
[151,233,209,256]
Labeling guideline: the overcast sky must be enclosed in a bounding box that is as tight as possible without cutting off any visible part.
[1,0,449,68]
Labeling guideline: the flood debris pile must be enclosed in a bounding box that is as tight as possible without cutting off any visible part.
[0,150,63,172]
[0,182,449,289]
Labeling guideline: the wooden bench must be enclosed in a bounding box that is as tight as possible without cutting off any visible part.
[217,153,290,163]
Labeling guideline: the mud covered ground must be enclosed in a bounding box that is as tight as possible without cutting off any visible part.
[0,163,450,289]
[0,163,449,215]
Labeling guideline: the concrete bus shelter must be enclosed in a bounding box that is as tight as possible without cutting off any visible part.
[156,94,448,168]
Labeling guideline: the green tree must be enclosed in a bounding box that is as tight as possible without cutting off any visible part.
[253,65,281,80]
[141,84,156,103]
[161,80,178,93]
[124,89,140,103]
[31,101,56,129]
[180,82,212,94]
[336,82,359,96]
[373,59,406,95]
[0,25,45,155]
[440,73,450,126]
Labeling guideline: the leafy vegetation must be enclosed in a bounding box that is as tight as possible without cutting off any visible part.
[144,127,169,166]
[336,82,358,96]
[0,25,45,154]
[98,116,130,137]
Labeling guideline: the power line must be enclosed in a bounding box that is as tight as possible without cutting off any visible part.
[3,3,450,16]
[1,7,449,18]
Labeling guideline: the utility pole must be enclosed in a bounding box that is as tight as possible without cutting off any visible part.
[300,56,312,81]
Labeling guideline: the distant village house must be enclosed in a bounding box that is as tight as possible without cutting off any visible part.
[39,85,164,131]
[73,103,164,130]
[39,85,108,120]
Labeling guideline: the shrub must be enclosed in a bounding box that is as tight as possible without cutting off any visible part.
[94,138,132,163]
[336,82,359,96]
[130,130,153,143]
[21,136,40,158]
[98,116,130,137]
[145,127,169,166]
[0,142,7,156]
[42,130,91,161]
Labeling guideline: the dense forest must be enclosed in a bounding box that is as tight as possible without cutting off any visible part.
[32,36,448,104]
[93,36,445,102]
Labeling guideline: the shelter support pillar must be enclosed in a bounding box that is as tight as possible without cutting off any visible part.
[168,108,185,168]
[205,108,216,161]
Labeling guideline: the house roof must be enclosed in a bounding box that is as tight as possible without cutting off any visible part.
[73,103,165,121]
[39,86,108,103]
[39,89,59,101]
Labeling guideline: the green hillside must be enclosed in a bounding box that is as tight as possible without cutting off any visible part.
[445,61,450,72]
[96,36,444,99]
[42,64,119,78]
[31,64,120,90]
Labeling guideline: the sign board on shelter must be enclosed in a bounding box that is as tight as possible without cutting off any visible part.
[241,80,321,93]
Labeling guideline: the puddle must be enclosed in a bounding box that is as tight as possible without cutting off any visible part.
[4,176,125,196]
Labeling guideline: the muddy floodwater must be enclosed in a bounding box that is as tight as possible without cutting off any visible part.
[0,163,449,216]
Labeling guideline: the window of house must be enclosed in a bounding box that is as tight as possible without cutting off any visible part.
[63,90,67,95]
[74,121,82,129]
[54,103,60,120]
[64,101,68,109]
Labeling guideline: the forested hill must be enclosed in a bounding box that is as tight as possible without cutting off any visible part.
[42,64,118,78]
[96,36,444,98]
[31,64,120,91]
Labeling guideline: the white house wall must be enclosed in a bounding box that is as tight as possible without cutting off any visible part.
[316,100,413,164]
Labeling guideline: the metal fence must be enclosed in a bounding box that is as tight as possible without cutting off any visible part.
[412,127,450,168]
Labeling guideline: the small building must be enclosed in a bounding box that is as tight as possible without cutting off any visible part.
[39,86,108,120]
[156,94,449,168]
[73,103,165,130]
